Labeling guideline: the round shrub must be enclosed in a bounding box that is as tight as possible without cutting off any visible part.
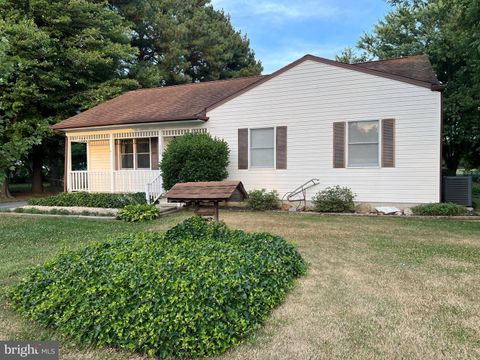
[411,203,466,216]
[9,217,306,358]
[312,185,356,213]
[117,204,160,222]
[247,189,280,210]
[160,133,230,190]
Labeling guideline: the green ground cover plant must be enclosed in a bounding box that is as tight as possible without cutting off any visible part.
[9,207,115,217]
[411,203,466,216]
[117,204,160,222]
[8,217,305,358]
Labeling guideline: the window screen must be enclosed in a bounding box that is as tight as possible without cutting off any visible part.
[348,121,379,167]
[250,128,274,168]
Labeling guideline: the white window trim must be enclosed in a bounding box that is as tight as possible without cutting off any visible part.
[120,138,152,170]
[249,127,276,169]
[346,119,382,169]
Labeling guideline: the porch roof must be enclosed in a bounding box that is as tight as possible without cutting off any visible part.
[52,75,266,131]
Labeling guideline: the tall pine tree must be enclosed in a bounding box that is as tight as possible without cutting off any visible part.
[110,0,262,87]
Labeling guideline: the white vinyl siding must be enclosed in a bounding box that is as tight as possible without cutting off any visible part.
[87,141,110,172]
[205,59,441,205]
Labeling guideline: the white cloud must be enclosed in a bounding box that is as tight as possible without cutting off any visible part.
[211,0,340,21]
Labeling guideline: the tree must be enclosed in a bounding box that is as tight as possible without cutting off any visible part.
[0,0,139,197]
[110,0,262,87]
[335,47,369,64]
[160,133,230,190]
[1,0,261,197]
[339,0,480,174]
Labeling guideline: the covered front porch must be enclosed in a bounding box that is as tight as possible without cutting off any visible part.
[65,127,207,203]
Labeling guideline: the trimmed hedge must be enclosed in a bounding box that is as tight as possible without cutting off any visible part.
[12,208,115,217]
[247,189,280,210]
[160,133,230,190]
[411,203,466,216]
[117,204,160,222]
[27,192,146,208]
[9,217,306,358]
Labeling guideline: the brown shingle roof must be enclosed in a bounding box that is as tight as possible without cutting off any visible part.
[164,180,247,201]
[52,75,266,130]
[53,54,442,131]
[353,55,441,86]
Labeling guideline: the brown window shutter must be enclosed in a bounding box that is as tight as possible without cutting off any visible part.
[150,137,159,170]
[382,119,395,167]
[276,126,287,169]
[238,128,248,169]
[333,122,346,168]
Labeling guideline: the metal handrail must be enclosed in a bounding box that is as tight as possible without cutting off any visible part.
[282,178,320,211]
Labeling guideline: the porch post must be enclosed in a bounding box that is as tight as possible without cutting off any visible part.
[66,136,72,192]
[86,141,91,193]
[158,132,164,168]
[109,134,115,193]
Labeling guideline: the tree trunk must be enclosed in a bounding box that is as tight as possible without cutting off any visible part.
[49,161,60,190]
[444,153,459,176]
[31,146,44,194]
[0,173,12,199]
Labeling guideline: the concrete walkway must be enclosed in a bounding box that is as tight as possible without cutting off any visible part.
[0,201,27,209]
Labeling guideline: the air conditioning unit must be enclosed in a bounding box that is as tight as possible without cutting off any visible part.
[443,176,472,206]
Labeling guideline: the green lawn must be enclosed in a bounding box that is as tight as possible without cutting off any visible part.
[1,212,479,359]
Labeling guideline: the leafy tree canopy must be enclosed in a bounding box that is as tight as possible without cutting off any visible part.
[110,0,262,87]
[0,0,138,196]
[0,0,262,197]
[337,0,480,173]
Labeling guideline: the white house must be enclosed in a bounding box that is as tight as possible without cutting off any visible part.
[53,54,444,208]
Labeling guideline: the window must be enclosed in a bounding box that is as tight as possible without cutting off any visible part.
[136,139,150,169]
[120,139,134,169]
[250,128,274,168]
[348,121,379,167]
[120,139,151,170]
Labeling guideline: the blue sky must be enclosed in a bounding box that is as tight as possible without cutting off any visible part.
[211,0,392,73]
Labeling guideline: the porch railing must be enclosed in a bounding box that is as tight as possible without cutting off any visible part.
[146,173,163,204]
[69,170,162,196]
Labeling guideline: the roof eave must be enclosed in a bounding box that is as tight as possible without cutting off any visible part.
[52,117,208,132]
[431,83,446,91]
